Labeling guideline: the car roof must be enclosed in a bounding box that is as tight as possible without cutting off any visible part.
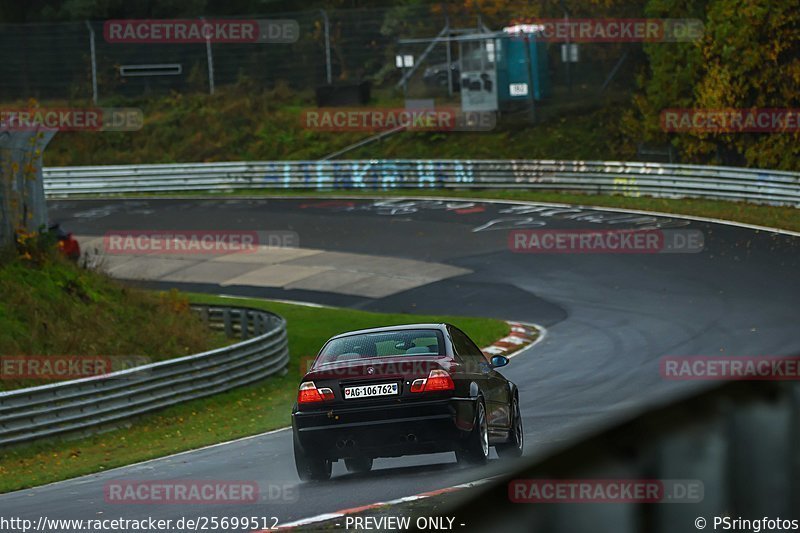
[328,323,450,340]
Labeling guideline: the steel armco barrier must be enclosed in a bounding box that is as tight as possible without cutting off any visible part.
[42,160,800,207]
[0,304,289,447]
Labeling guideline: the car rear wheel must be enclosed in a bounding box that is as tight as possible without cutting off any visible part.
[456,398,489,466]
[344,457,373,473]
[496,395,524,458]
[293,439,332,481]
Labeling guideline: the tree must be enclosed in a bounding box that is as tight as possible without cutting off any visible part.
[626,0,800,169]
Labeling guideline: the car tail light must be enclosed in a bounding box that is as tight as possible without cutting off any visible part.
[410,370,455,393]
[297,381,334,404]
[410,379,426,393]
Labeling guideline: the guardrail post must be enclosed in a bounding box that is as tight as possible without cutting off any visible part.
[240,310,249,340]
[223,308,233,338]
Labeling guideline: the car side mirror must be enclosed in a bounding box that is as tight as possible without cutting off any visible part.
[490,355,509,368]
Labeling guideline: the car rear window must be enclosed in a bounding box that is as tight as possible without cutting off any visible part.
[315,329,445,366]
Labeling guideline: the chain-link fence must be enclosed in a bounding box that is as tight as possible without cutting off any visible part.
[0,6,640,109]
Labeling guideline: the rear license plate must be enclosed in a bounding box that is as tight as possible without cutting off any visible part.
[344,383,399,399]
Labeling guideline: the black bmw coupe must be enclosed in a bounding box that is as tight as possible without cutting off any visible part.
[292,323,524,481]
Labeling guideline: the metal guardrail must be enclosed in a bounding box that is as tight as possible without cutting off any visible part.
[0,304,289,447]
[42,160,800,206]
[438,378,800,531]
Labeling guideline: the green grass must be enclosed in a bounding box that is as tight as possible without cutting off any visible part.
[0,253,229,390]
[0,292,509,494]
[37,84,631,165]
[184,293,509,368]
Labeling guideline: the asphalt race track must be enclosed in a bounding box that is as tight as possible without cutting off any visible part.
[2,197,799,530]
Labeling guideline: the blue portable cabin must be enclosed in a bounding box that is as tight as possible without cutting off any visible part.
[454,29,549,113]
[495,25,550,106]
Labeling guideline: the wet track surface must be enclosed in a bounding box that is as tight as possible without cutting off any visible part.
[2,197,799,529]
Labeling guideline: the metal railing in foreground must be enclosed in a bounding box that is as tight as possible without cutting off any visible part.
[433,377,800,532]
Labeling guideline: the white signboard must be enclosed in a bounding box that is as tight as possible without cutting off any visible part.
[561,43,579,63]
[509,83,529,96]
[461,70,498,112]
[395,54,414,68]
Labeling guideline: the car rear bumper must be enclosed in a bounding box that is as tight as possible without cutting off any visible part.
[292,397,476,459]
